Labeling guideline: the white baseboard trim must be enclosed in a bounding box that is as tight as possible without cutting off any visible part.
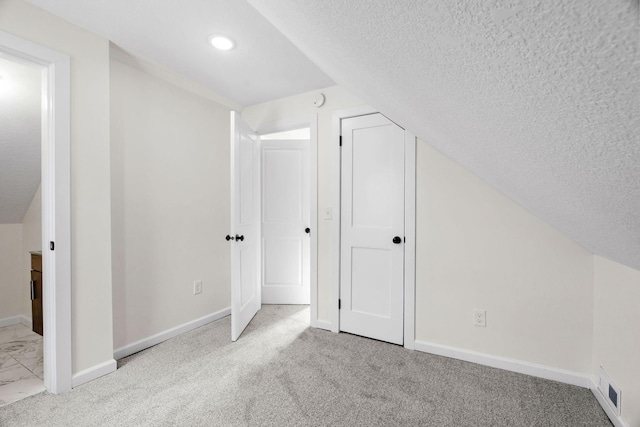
[0,315,22,328]
[113,307,231,360]
[590,379,629,427]
[72,359,117,388]
[414,340,591,388]
[0,315,32,329]
[20,315,32,329]
[311,318,332,331]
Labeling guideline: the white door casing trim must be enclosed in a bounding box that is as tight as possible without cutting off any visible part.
[403,129,417,350]
[331,106,416,349]
[0,31,72,393]
[252,116,319,327]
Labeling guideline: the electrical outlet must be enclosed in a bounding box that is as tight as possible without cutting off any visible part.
[193,280,202,295]
[473,309,486,327]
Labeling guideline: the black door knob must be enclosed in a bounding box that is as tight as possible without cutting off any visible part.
[305,227,310,234]
[236,234,244,242]
[225,235,234,241]
[393,236,402,244]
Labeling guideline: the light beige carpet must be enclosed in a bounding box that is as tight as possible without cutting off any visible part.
[0,305,612,426]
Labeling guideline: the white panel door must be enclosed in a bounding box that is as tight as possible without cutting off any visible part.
[230,111,261,341]
[340,113,405,345]
[261,140,310,304]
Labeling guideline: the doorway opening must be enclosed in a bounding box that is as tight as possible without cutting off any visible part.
[0,54,45,405]
[0,30,72,394]
[259,127,311,305]
[229,113,318,341]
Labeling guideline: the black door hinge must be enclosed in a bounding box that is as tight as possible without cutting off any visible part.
[339,135,342,147]
[338,299,341,309]
[50,241,55,251]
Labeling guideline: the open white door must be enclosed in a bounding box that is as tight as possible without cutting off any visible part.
[339,113,405,345]
[230,111,261,341]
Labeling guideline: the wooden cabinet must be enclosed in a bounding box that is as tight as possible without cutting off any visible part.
[30,252,43,336]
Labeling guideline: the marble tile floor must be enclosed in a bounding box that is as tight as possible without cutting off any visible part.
[0,324,45,407]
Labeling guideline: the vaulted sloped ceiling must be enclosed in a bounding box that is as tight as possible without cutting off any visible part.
[0,56,41,223]
[248,0,640,270]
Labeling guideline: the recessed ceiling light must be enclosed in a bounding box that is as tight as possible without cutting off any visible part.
[208,35,235,51]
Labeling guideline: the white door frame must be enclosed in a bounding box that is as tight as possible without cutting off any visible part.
[0,31,72,392]
[331,106,416,350]
[252,115,319,327]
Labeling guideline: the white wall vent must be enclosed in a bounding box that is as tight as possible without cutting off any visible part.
[599,366,622,416]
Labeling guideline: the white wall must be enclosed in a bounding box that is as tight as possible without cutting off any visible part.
[110,57,231,349]
[0,224,23,319]
[592,256,640,427]
[0,187,41,323]
[0,0,114,374]
[21,185,41,319]
[241,86,365,322]
[415,142,594,372]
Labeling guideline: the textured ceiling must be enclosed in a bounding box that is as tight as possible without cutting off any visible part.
[25,0,334,107]
[248,0,640,270]
[0,56,41,224]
